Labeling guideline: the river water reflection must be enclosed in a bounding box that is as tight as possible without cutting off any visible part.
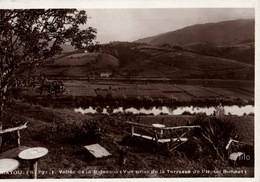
[75,105,254,116]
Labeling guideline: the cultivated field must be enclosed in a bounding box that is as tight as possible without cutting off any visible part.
[61,80,254,103]
[17,80,254,106]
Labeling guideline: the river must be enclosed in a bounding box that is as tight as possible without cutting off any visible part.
[75,105,254,116]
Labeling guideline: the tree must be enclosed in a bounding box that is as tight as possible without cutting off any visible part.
[0,9,98,121]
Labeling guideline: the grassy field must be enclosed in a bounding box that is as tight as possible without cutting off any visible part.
[53,52,119,67]
[151,51,249,71]
[0,101,254,178]
[183,42,254,65]
[38,52,119,78]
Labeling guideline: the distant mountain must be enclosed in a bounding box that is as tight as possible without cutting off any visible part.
[135,19,254,46]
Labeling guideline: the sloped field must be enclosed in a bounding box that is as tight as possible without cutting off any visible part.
[150,51,249,71]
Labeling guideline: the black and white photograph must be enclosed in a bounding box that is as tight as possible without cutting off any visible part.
[0,0,258,180]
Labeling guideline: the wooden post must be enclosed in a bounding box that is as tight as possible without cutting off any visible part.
[16,130,20,147]
[131,125,134,137]
[0,122,2,152]
[154,129,158,143]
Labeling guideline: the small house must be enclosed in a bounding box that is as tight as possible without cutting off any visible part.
[100,73,111,78]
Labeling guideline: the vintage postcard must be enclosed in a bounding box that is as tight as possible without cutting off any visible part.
[0,0,258,181]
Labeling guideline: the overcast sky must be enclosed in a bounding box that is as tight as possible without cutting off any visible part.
[83,8,254,43]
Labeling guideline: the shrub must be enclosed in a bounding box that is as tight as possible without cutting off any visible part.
[135,96,142,102]
[106,93,114,101]
[81,120,104,144]
[155,98,164,105]
[50,118,104,144]
[248,112,254,116]
[1,114,27,150]
[96,106,103,113]
[143,96,154,104]
[192,115,238,160]
[95,94,104,102]
[107,107,114,114]
[181,111,192,115]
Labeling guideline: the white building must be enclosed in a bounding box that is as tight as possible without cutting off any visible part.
[100,73,111,78]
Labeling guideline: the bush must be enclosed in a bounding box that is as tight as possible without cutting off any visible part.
[106,93,114,101]
[81,120,104,144]
[143,96,154,104]
[50,118,104,144]
[192,115,238,159]
[107,107,114,114]
[95,94,104,102]
[248,112,254,116]
[181,111,192,115]
[155,98,164,105]
[1,114,27,151]
[96,106,103,113]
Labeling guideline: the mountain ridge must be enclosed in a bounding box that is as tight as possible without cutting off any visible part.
[135,19,254,46]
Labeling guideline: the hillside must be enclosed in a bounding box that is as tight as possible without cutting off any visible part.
[135,19,254,65]
[98,42,253,80]
[135,19,254,46]
[37,42,254,80]
[39,52,119,78]
[183,42,254,65]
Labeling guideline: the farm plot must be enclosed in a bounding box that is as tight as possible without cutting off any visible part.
[64,67,91,77]
[137,84,156,90]
[95,89,109,98]
[40,67,68,77]
[67,53,99,59]
[63,80,89,86]
[136,45,167,51]
[225,88,254,100]
[90,84,133,90]
[136,89,168,99]
[187,91,221,98]
[138,49,167,56]
[239,86,254,94]
[111,88,138,99]
[152,84,183,92]
[199,87,225,97]
[64,82,96,97]
[111,88,167,99]
[209,88,254,100]
[151,52,249,71]
[167,92,194,102]
[173,84,208,92]
[89,84,111,90]
[112,85,135,90]
[54,53,99,66]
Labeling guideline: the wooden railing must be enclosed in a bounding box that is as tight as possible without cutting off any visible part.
[126,121,200,151]
[0,122,28,158]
